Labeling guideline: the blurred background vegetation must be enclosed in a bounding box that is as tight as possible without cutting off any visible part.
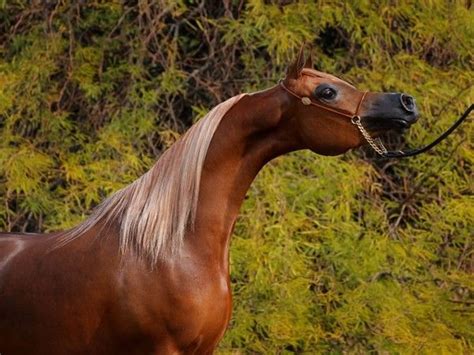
[0,0,473,353]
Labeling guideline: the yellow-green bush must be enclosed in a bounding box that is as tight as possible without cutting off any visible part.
[0,1,472,353]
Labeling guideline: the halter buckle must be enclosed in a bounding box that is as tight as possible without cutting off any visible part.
[301,97,311,105]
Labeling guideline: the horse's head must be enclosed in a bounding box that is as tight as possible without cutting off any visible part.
[282,48,419,156]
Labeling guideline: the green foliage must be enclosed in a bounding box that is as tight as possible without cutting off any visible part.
[0,1,472,353]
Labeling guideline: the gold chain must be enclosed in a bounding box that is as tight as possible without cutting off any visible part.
[351,116,388,156]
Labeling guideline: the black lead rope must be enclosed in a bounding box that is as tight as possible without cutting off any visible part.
[381,104,473,158]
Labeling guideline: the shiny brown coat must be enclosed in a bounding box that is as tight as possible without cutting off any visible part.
[0,49,419,354]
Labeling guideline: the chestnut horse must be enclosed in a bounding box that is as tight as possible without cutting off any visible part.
[0,49,419,354]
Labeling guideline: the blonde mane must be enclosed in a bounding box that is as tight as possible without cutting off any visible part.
[59,94,246,262]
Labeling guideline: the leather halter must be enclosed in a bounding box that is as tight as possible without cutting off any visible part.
[279,79,388,155]
[279,78,473,159]
[279,79,366,119]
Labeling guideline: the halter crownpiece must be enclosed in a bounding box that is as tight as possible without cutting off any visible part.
[279,80,473,159]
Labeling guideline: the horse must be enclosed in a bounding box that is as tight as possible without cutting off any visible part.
[0,47,419,354]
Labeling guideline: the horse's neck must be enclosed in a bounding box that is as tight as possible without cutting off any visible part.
[189,86,298,266]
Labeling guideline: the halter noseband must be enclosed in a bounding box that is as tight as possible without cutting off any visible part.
[279,79,472,159]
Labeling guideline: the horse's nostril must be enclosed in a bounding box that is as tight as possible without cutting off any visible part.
[400,93,415,112]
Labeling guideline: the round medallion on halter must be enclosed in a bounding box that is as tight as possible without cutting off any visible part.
[301,97,311,105]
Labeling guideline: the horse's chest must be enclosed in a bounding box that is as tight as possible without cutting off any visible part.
[165,270,233,337]
[118,265,232,351]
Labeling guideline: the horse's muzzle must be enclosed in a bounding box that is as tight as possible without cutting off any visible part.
[362,92,420,130]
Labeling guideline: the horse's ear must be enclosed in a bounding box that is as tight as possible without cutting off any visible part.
[286,45,306,79]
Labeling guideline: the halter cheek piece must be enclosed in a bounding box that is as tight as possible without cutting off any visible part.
[279,80,473,159]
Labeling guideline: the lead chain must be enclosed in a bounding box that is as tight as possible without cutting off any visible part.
[351,116,388,156]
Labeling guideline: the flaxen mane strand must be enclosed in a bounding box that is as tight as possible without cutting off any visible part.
[59,94,246,262]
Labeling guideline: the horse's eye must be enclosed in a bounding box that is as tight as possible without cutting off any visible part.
[320,88,337,100]
[314,85,338,101]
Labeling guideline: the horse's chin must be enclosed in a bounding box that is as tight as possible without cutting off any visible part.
[368,126,411,138]
[363,117,414,136]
